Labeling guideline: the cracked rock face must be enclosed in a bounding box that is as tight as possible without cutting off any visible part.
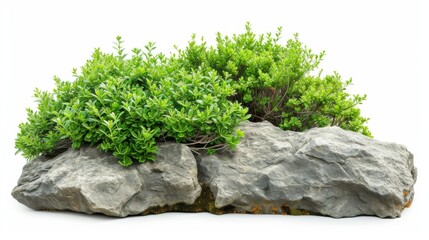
[197,121,417,218]
[12,121,416,218]
[11,143,201,217]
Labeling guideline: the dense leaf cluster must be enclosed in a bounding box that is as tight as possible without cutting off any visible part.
[16,37,248,166]
[16,24,371,166]
[175,23,371,136]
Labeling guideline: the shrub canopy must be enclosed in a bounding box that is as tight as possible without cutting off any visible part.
[15,23,371,166]
[174,23,371,136]
[15,37,248,166]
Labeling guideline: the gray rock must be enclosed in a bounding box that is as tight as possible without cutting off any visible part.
[197,121,417,218]
[12,121,416,218]
[12,143,201,217]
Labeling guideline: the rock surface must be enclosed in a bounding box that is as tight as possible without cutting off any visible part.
[12,121,417,218]
[197,121,417,218]
[12,143,201,217]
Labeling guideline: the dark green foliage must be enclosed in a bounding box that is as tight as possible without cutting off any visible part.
[15,37,249,166]
[174,22,371,136]
[16,24,372,167]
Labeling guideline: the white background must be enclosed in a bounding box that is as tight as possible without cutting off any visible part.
[0,0,427,239]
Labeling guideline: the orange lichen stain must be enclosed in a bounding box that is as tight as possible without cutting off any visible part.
[403,190,409,197]
[272,207,279,214]
[281,203,290,215]
[251,206,263,214]
[405,199,412,208]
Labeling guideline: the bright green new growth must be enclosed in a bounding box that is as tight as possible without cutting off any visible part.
[16,23,371,166]
[15,37,249,166]
[175,23,371,136]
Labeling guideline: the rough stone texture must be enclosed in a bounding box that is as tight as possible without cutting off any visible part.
[12,121,417,218]
[12,143,201,217]
[197,121,417,218]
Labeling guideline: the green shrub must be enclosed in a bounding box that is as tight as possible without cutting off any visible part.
[15,37,249,166]
[15,24,372,167]
[174,22,371,136]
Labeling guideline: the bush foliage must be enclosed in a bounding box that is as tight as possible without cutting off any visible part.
[16,24,371,166]
[15,37,248,166]
[174,23,371,136]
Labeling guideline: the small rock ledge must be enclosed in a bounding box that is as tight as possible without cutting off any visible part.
[12,121,417,218]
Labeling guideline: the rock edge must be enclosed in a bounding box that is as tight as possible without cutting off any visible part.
[12,121,417,218]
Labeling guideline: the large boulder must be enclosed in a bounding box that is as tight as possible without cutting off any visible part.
[11,143,201,217]
[197,121,417,218]
[12,121,417,218]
